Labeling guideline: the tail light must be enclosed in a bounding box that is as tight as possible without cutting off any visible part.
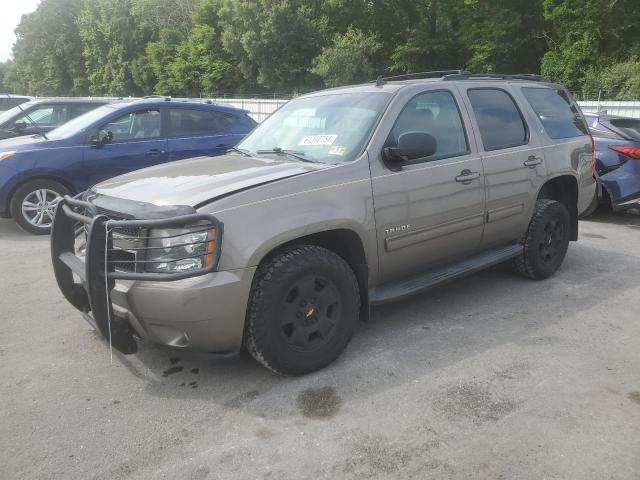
[610,145,640,160]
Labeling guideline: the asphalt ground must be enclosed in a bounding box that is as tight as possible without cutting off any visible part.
[1,211,639,480]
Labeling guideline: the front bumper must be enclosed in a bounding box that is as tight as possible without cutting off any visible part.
[109,267,255,352]
[50,195,250,354]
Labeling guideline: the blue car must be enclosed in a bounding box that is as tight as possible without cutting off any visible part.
[582,112,640,216]
[0,98,256,233]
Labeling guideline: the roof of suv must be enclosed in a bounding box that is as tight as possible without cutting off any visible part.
[107,97,250,114]
[305,71,561,98]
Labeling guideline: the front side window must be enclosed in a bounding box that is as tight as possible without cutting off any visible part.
[238,92,390,163]
[468,88,528,151]
[522,87,588,139]
[99,109,161,141]
[389,90,468,161]
[168,109,238,137]
[15,105,68,126]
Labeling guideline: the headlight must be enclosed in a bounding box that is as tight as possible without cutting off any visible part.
[145,226,217,273]
[0,151,16,161]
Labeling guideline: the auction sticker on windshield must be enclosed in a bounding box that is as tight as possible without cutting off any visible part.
[299,134,337,146]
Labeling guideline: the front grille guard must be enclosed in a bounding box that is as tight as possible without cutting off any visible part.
[51,195,224,354]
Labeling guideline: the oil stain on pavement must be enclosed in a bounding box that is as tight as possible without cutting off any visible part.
[297,386,341,419]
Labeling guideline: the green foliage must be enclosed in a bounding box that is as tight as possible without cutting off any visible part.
[6,0,87,95]
[582,60,640,100]
[2,0,639,99]
[312,27,382,87]
[541,0,640,94]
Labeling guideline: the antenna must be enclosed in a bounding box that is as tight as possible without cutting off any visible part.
[8,94,48,140]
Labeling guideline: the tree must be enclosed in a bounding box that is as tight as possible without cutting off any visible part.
[218,0,329,93]
[312,27,382,87]
[540,0,640,92]
[8,0,87,95]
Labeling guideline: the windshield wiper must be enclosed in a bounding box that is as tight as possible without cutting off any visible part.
[227,146,254,157]
[256,147,316,163]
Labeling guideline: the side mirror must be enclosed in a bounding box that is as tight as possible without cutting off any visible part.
[13,120,27,131]
[383,132,437,170]
[90,129,111,147]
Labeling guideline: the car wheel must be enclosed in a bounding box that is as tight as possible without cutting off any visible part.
[245,245,360,376]
[514,199,571,280]
[10,179,70,235]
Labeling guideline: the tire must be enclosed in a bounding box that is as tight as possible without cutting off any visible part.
[514,199,571,280]
[578,189,599,219]
[9,179,70,235]
[245,245,360,375]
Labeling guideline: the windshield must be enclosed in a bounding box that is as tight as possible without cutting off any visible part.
[46,104,121,139]
[238,92,391,163]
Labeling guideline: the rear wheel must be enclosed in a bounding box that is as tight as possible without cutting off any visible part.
[10,179,70,235]
[514,199,570,280]
[245,245,360,375]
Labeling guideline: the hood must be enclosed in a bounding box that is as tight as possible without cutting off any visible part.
[0,134,52,151]
[93,154,330,208]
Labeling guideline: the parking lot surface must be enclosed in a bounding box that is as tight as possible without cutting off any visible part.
[1,212,640,480]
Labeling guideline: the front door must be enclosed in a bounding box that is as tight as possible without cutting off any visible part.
[82,108,169,186]
[370,88,486,283]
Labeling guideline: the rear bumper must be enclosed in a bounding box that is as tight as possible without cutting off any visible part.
[600,159,640,210]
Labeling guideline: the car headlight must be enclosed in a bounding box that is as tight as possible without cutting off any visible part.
[0,151,16,161]
[145,226,217,273]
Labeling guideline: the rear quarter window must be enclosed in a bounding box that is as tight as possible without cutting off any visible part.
[522,87,588,139]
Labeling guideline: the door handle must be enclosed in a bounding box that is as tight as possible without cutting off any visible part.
[216,143,230,148]
[523,155,543,168]
[146,149,165,156]
[455,169,480,183]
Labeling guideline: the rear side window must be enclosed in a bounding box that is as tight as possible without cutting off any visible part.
[168,109,239,137]
[468,88,528,151]
[522,87,588,139]
[608,118,640,142]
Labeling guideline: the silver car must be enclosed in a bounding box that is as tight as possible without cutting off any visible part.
[51,71,597,375]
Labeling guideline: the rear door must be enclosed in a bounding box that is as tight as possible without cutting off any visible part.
[82,107,169,185]
[166,107,244,161]
[370,87,486,283]
[458,85,547,249]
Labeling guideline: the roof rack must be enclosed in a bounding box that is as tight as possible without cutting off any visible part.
[142,95,172,101]
[443,73,548,82]
[371,70,470,85]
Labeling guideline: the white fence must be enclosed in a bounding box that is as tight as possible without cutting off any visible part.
[577,101,640,118]
[211,97,289,122]
[212,97,640,122]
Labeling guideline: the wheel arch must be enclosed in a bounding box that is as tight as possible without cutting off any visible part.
[251,227,370,320]
[6,174,76,217]
[536,174,578,240]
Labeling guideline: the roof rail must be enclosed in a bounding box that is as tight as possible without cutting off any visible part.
[443,73,548,82]
[370,70,471,84]
[143,95,172,101]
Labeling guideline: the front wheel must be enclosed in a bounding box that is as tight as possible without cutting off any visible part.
[514,199,571,280]
[9,179,70,235]
[245,245,360,375]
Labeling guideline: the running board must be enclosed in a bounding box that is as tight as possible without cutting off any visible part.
[369,244,523,305]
